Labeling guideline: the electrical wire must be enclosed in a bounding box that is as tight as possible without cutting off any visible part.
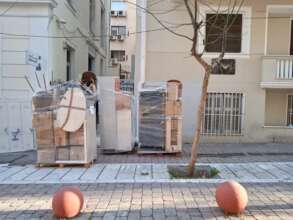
[0,0,18,17]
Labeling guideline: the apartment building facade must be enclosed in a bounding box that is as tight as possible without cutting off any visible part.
[110,0,136,79]
[0,0,111,153]
[135,0,293,143]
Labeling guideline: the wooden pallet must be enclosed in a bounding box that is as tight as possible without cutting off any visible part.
[35,159,96,168]
[102,148,134,155]
[137,147,181,156]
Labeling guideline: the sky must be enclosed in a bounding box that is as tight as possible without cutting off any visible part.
[111,2,127,10]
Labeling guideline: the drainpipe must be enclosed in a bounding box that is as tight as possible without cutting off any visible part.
[134,0,147,143]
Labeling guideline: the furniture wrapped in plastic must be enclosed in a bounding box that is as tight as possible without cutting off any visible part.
[99,76,135,153]
[139,88,166,149]
[32,82,97,166]
[138,81,183,154]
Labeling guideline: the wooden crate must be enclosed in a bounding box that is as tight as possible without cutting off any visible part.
[166,100,182,116]
[165,117,182,153]
[34,110,96,166]
[37,149,56,164]
[33,112,55,147]
[57,148,70,161]
[53,126,84,147]
[167,80,182,101]
[70,146,85,161]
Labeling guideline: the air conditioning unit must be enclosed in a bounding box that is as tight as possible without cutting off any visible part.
[111,10,118,17]
[110,35,117,41]
[111,58,119,65]
[117,35,125,41]
[118,10,127,17]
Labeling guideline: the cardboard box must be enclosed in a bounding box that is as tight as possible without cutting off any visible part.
[57,148,70,161]
[70,146,85,161]
[165,101,182,116]
[167,81,182,101]
[54,128,68,147]
[115,94,131,110]
[37,149,56,164]
[33,112,54,130]
[33,112,54,147]
[165,117,182,153]
[69,126,84,146]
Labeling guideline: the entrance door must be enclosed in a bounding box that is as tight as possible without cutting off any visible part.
[290,20,293,55]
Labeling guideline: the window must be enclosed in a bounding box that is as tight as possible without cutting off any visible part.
[111,26,127,36]
[288,95,293,127]
[212,59,236,75]
[89,0,96,34]
[111,50,126,62]
[88,54,95,72]
[205,14,242,53]
[202,93,244,136]
[66,46,75,81]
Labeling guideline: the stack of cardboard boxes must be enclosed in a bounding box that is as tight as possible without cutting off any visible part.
[32,85,97,166]
[165,80,183,153]
[139,81,183,154]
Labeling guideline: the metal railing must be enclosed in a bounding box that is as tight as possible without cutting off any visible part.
[276,58,293,79]
[120,79,134,93]
[202,93,244,136]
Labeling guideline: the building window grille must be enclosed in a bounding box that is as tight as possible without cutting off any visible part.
[111,50,126,62]
[111,26,127,36]
[205,14,242,53]
[202,93,244,136]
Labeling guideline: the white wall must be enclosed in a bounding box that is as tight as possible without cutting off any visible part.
[0,0,111,152]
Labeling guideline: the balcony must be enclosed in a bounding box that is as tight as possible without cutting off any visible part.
[261,56,293,89]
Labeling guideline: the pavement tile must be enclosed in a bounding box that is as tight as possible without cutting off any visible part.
[0,183,292,219]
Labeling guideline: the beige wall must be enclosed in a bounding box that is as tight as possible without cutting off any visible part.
[267,13,291,55]
[265,89,293,126]
[136,0,293,143]
[50,0,111,81]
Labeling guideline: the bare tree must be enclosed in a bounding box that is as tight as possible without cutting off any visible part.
[129,0,244,176]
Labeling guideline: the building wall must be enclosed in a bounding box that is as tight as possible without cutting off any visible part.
[265,89,292,126]
[0,0,111,153]
[267,13,291,55]
[110,0,136,77]
[50,0,110,81]
[136,0,293,143]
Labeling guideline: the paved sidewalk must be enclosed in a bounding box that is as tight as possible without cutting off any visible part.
[1,162,293,184]
[0,182,293,220]
[2,143,293,166]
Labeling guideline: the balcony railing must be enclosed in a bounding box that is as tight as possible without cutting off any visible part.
[261,56,293,89]
[276,58,293,79]
[120,80,134,94]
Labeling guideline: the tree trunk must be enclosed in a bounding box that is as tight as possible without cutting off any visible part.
[188,67,211,176]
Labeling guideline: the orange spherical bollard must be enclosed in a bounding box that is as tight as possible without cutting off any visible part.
[216,181,248,214]
[52,186,84,218]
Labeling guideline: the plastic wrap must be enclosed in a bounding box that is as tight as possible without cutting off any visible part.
[139,83,183,152]
[99,87,135,152]
[139,87,166,149]
[32,82,97,164]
